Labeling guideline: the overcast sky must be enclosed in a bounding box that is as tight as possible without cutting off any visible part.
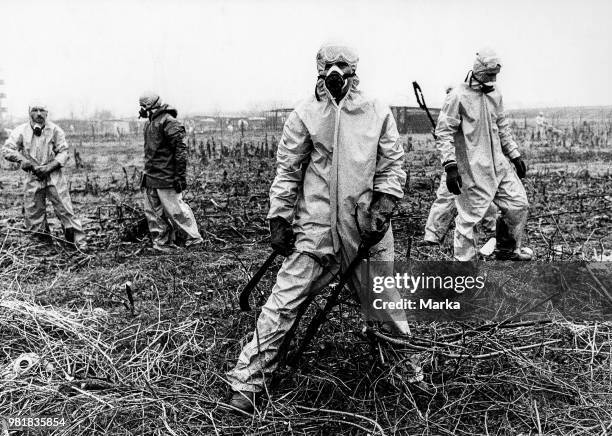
[1,0,610,119]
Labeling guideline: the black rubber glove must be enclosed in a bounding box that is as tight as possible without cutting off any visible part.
[269,216,295,256]
[174,178,187,193]
[360,192,399,247]
[511,156,527,179]
[21,161,35,173]
[445,163,462,195]
[33,160,60,180]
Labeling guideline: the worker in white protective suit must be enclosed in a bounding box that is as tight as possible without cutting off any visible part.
[227,43,409,413]
[535,111,547,140]
[2,103,86,248]
[424,85,498,245]
[435,48,531,261]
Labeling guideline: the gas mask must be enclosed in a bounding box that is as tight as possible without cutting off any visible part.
[319,65,354,100]
[470,53,501,94]
[32,124,44,136]
[472,75,495,94]
[469,71,497,94]
[138,95,160,119]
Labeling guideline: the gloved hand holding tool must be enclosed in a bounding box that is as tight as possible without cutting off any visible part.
[238,216,294,311]
[32,160,61,180]
[4,150,40,174]
[414,81,463,197]
[444,163,462,195]
[269,216,295,256]
[21,161,35,173]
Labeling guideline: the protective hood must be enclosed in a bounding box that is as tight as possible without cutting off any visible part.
[139,93,162,110]
[28,100,49,132]
[316,43,359,75]
[28,100,48,112]
[315,43,360,102]
[473,47,502,75]
[150,104,178,119]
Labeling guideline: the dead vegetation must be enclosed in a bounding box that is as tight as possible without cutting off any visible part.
[0,120,611,434]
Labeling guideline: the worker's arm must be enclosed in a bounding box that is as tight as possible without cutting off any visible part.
[164,118,188,184]
[373,108,406,200]
[2,127,25,163]
[51,126,70,166]
[435,90,461,169]
[267,111,313,222]
[496,96,520,159]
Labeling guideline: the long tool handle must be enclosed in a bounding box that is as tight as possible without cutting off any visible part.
[412,81,438,140]
[239,251,278,311]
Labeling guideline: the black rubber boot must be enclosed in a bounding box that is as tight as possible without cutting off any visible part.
[64,227,75,243]
[495,248,533,261]
[229,391,256,414]
[64,227,77,249]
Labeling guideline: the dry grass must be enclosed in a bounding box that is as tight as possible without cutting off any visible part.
[2,265,612,435]
[1,127,611,434]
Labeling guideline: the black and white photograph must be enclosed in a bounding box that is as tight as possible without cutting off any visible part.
[1,0,611,434]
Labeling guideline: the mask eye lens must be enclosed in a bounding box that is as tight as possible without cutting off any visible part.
[325,61,349,72]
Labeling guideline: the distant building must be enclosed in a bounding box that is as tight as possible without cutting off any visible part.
[263,108,293,131]
[186,115,268,133]
[247,116,266,130]
[261,106,439,134]
[100,120,132,136]
[390,106,440,135]
[188,116,218,132]
[55,119,139,137]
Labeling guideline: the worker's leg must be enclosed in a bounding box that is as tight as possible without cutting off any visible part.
[142,188,173,248]
[156,188,203,246]
[227,252,338,393]
[350,228,412,335]
[23,179,49,237]
[454,186,496,261]
[493,170,529,256]
[479,203,499,234]
[46,178,86,245]
[424,173,456,244]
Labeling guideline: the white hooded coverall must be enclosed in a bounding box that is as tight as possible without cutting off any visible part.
[536,114,547,140]
[424,83,497,245]
[435,82,528,261]
[2,121,85,243]
[227,46,408,393]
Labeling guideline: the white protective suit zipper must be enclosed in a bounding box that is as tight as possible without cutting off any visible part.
[329,92,346,252]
